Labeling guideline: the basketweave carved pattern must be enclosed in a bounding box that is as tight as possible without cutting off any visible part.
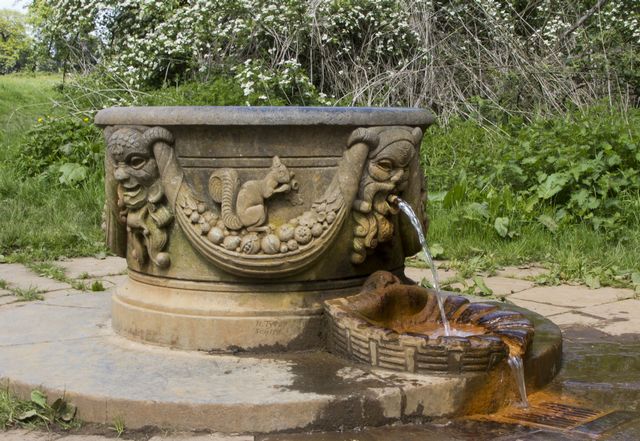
[324,272,535,374]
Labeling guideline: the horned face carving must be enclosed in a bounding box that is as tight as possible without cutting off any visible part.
[353,127,420,216]
[106,127,174,269]
[108,128,162,211]
[350,126,423,264]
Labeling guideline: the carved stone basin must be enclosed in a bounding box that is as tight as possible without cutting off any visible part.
[95,107,434,352]
[325,271,535,374]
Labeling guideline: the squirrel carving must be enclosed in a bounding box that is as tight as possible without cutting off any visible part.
[209,156,297,231]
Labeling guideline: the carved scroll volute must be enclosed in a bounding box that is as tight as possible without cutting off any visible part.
[349,126,424,264]
[104,126,177,269]
[103,126,127,258]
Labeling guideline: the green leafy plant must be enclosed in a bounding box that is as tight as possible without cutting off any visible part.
[425,106,640,238]
[16,115,103,186]
[90,280,105,292]
[70,280,88,291]
[0,389,77,430]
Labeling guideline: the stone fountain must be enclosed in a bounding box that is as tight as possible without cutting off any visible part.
[99,107,432,353]
[0,107,562,434]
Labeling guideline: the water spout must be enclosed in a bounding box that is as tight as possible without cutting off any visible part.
[390,196,451,337]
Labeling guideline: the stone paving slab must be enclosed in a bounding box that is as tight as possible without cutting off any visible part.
[0,292,111,347]
[0,257,638,440]
[57,257,127,279]
[477,277,535,296]
[404,266,458,284]
[0,431,58,440]
[150,434,254,441]
[495,265,548,280]
[0,295,18,305]
[55,437,113,441]
[547,311,604,327]
[0,263,71,292]
[509,285,634,308]
[405,269,534,296]
[550,299,640,335]
[506,298,573,317]
[83,274,128,289]
[39,289,102,304]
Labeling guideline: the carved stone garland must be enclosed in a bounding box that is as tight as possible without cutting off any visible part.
[104,125,423,276]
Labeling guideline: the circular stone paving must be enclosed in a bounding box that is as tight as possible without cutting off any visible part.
[0,290,561,433]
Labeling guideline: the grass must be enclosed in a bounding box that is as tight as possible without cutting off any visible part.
[0,73,60,149]
[12,286,43,302]
[0,73,106,262]
[424,209,640,290]
[110,416,126,437]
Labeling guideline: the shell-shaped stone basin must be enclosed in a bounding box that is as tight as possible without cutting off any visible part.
[324,271,535,374]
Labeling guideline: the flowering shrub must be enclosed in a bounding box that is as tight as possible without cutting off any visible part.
[30,0,640,116]
[234,58,332,105]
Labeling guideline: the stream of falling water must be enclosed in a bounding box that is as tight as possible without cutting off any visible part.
[394,198,529,405]
[395,198,451,337]
[508,354,529,407]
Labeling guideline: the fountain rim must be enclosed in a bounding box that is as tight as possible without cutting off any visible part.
[94,106,435,127]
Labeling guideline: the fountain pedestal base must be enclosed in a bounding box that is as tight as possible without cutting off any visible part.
[112,271,371,352]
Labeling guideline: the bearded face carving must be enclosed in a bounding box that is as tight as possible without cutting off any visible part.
[350,127,423,264]
[107,127,174,269]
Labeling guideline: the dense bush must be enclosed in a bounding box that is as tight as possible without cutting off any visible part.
[423,106,640,238]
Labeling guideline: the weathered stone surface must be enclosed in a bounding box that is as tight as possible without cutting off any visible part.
[483,277,535,296]
[404,266,459,285]
[509,285,633,308]
[149,434,254,441]
[0,430,59,440]
[57,437,116,441]
[97,107,436,352]
[495,265,548,280]
[506,299,573,317]
[95,106,435,127]
[0,263,71,292]
[40,289,101,303]
[87,274,128,288]
[0,295,18,306]
[57,256,126,279]
[551,299,640,335]
[0,290,561,433]
[547,311,603,327]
